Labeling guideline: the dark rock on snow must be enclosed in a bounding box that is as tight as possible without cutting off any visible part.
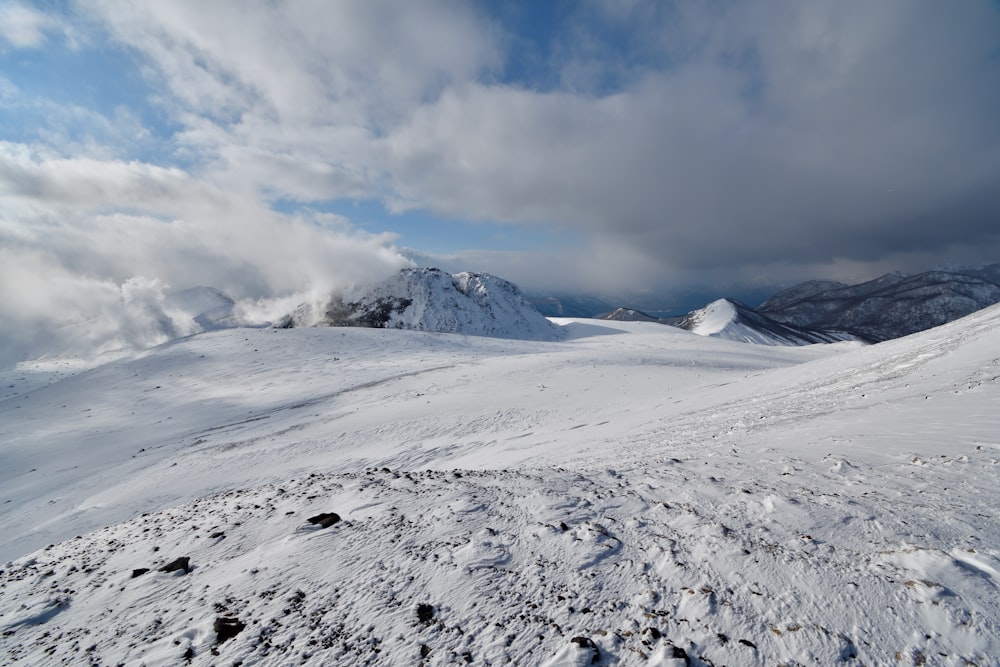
[307,512,341,528]
[214,616,246,644]
[159,556,191,575]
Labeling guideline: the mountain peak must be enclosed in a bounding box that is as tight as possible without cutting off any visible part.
[684,298,739,336]
[286,268,564,341]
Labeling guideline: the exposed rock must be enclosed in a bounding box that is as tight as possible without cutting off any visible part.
[159,557,191,575]
[307,512,341,528]
[214,616,245,644]
[416,603,435,624]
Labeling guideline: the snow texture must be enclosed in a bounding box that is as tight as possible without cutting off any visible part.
[2,303,1000,666]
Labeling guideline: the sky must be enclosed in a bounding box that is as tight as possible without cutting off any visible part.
[2,0,1000,363]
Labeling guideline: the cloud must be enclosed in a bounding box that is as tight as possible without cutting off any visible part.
[76,2,1000,285]
[384,2,1000,279]
[0,3,70,49]
[0,143,409,367]
[87,0,501,198]
[3,1,1000,365]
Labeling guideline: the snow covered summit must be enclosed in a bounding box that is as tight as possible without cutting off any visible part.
[286,268,564,341]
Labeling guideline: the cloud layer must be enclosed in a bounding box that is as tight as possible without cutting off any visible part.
[2,0,999,364]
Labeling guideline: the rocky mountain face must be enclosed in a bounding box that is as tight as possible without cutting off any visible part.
[758,266,1000,341]
[282,268,564,341]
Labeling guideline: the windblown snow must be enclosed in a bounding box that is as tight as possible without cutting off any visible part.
[2,303,999,666]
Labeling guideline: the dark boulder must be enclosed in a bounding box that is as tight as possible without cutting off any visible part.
[159,557,191,575]
[307,512,341,528]
[214,616,245,644]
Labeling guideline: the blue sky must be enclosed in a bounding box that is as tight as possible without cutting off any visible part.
[2,1,1000,361]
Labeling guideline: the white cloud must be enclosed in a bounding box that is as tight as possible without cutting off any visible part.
[0,3,68,48]
[0,143,410,367]
[87,0,501,202]
[71,1,1000,285]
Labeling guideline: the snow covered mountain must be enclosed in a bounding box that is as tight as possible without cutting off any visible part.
[676,299,862,345]
[2,303,999,665]
[759,266,1000,341]
[600,300,860,345]
[284,268,564,341]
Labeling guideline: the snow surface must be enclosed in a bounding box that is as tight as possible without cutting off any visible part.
[2,307,1000,666]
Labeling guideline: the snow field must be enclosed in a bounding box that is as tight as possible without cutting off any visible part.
[2,306,1000,665]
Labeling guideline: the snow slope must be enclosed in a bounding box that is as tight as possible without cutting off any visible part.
[2,306,1000,666]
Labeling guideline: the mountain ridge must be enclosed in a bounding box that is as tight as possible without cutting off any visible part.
[758,266,1000,341]
[602,264,1000,345]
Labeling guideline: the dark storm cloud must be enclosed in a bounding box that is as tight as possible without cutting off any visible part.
[386,1,1000,282]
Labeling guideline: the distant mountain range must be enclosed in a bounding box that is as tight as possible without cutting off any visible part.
[166,264,1000,347]
[757,266,1000,341]
[601,264,1000,345]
